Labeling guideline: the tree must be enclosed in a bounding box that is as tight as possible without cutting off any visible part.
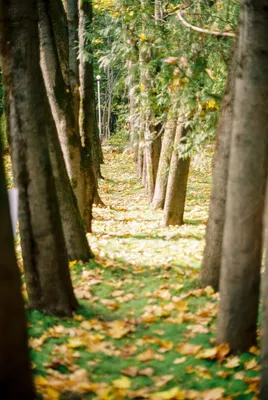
[39,0,97,232]
[0,0,78,316]
[38,0,93,260]
[200,43,237,291]
[152,98,179,210]
[0,139,34,399]
[216,0,268,351]
[163,115,190,226]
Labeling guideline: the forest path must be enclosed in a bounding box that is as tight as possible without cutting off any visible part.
[31,149,259,400]
[90,148,209,271]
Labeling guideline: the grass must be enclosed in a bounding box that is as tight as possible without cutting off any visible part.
[28,148,260,400]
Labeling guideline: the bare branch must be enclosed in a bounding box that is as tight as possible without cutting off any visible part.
[177,10,236,38]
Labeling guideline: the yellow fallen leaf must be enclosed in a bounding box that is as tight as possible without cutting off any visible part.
[112,376,131,389]
[68,337,86,349]
[202,388,225,400]
[46,388,60,399]
[107,320,132,339]
[137,349,155,362]
[196,347,218,360]
[150,387,184,400]
[34,376,48,386]
[173,357,186,364]
[176,343,202,355]
[244,358,259,370]
[225,356,240,368]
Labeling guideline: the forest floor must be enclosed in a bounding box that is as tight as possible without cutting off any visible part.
[29,149,260,400]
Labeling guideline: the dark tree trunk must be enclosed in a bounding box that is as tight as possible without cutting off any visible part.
[216,0,268,351]
[0,0,78,316]
[163,118,190,226]
[261,186,268,399]
[38,0,93,260]
[152,105,178,210]
[78,0,104,220]
[200,43,237,291]
[0,140,34,399]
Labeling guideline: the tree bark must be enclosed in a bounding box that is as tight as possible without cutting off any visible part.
[0,139,34,399]
[38,0,93,258]
[216,0,268,351]
[79,0,103,221]
[0,0,78,316]
[139,0,157,201]
[261,185,268,399]
[163,118,190,226]
[200,43,237,291]
[152,103,178,210]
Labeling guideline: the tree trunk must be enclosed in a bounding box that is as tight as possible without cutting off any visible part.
[200,43,237,291]
[0,0,78,316]
[79,0,103,223]
[163,118,190,226]
[152,104,178,210]
[0,139,34,399]
[216,0,268,351]
[261,185,268,399]
[139,0,157,201]
[38,0,93,258]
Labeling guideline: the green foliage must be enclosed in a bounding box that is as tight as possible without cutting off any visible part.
[90,0,239,154]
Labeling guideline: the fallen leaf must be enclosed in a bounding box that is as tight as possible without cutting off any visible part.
[176,343,202,355]
[112,376,131,390]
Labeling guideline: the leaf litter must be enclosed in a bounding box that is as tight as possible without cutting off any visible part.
[28,149,260,399]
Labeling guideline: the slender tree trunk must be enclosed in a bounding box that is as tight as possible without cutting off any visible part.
[0,139,34,399]
[139,0,157,201]
[128,60,139,161]
[38,0,93,255]
[216,0,268,351]
[79,0,103,222]
[200,43,237,291]
[163,118,190,226]
[1,0,78,316]
[152,104,178,210]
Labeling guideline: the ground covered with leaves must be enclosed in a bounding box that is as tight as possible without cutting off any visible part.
[29,149,260,400]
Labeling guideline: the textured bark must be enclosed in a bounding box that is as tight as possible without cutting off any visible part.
[79,0,102,224]
[38,0,93,257]
[0,139,34,399]
[216,0,268,351]
[0,0,78,316]
[163,119,190,226]
[200,43,237,291]
[152,105,178,210]
[261,185,268,399]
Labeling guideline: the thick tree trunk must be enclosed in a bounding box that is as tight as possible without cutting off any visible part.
[216,0,268,351]
[261,186,268,399]
[163,118,190,226]
[200,44,237,291]
[0,140,34,399]
[38,0,93,258]
[0,0,78,316]
[152,105,178,210]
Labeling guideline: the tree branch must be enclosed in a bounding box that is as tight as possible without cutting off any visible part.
[177,10,235,38]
